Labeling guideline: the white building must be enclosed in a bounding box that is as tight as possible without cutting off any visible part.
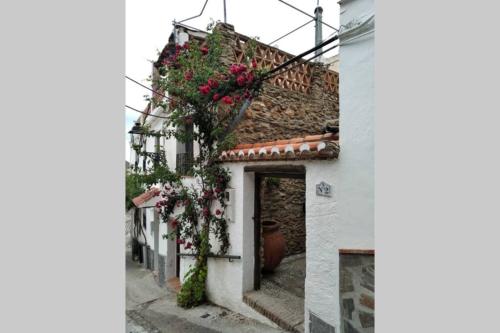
[129,0,374,329]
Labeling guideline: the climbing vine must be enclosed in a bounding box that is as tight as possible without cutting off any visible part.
[131,23,266,308]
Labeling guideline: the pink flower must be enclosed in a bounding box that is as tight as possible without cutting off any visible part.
[221,96,233,105]
[215,209,222,216]
[208,79,219,89]
[184,71,193,81]
[185,242,192,249]
[236,74,247,87]
[199,85,211,95]
[251,58,257,68]
[235,95,241,102]
[243,90,250,99]
[201,47,209,55]
[212,93,220,101]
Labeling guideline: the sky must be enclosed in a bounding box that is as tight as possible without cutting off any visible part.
[126,0,340,162]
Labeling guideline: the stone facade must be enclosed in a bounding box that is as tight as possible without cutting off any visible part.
[339,254,374,333]
[260,177,306,256]
[215,23,339,145]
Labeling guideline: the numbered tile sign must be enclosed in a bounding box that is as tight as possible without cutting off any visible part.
[316,181,332,197]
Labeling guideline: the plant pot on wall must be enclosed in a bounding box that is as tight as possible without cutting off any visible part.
[262,220,286,272]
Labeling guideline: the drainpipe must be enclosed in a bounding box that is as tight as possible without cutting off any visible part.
[314,6,323,60]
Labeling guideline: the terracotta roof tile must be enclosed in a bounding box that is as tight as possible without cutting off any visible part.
[220,133,339,162]
[132,187,160,207]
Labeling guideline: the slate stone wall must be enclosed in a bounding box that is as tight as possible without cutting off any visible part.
[339,254,375,333]
[260,177,306,256]
[215,23,339,145]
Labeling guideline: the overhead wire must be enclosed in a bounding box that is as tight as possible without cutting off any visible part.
[264,34,338,77]
[262,43,338,82]
[277,0,338,31]
[268,18,315,46]
[125,105,170,119]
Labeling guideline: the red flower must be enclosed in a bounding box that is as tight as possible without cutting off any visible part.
[203,207,210,217]
[185,242,192,249]
[252,58,257,68]
[246,71,254,84]
[212,93,220,101]
[183,42,190,49]
[176,239,185,244]
[221,96,233,105]
[201,47,209,55]
[229,64,240,74]
[235,95,241,102]
[243,90,250,99]
[208,79,219,89]
[215,209,222,216]
[171,219,178,228]
[236,74,247,87]
[199,85,211,95]
[184,71,193,81]
[238,64,247,73]
[222,96,233,105]
[215,187,222,193]
[175,44,182,51]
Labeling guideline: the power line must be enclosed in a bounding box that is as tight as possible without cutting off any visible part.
[263,43,338,82]
[125,105,170,119]
[268,18,315,46]
[264,34,338,77]
[277,0,338,31]
[126,76,174,101]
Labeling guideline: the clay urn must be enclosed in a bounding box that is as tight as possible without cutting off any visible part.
[262,220,286,272]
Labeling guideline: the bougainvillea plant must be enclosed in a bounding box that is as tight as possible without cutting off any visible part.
[136,23,267,308]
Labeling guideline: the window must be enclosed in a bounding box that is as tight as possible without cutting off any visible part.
[176,123,194,176]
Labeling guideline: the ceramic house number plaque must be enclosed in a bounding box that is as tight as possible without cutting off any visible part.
[316,181,332,197]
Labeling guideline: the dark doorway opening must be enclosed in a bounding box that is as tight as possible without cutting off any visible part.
[245,165,306,333]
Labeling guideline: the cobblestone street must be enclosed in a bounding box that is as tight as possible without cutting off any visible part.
[126,251,286,333]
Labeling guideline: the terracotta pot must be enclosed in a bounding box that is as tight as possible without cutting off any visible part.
[262,220,286,272]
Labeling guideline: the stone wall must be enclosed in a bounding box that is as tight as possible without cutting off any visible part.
[260,177,306,256]
[215,23,339,144]
[339,254,374,333]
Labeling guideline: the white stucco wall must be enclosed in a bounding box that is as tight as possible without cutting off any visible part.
[178,164,258,316]
[336,0,374,250]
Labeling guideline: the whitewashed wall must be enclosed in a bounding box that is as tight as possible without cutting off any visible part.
[178,163,262,320]
[336,0,374,253]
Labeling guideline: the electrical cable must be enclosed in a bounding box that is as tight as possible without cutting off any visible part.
[126,76,175,101]
[268,18,315,46]
[125,105,170,119]
[264,34,338,77]
[264,43,338,82]
[277,0,338,31]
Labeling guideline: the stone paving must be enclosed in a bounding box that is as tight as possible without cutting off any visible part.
[126,250,286,333]
[243,253,306,333]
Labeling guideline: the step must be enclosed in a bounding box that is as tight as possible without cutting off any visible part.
[243,282,305,333]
